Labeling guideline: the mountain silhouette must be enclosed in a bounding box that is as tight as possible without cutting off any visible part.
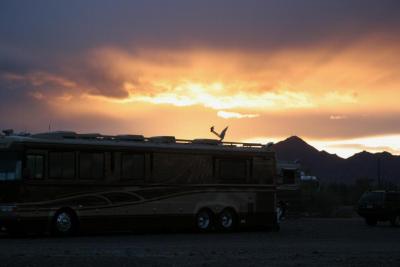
[273,136,400,184]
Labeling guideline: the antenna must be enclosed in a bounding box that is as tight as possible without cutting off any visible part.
[210,126,229,141]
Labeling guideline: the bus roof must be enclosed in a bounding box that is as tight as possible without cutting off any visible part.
[0,131,274,154]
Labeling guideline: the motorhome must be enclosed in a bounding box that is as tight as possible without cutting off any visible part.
[0,130,279,235]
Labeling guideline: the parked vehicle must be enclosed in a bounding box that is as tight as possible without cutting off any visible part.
[357,191,400,227]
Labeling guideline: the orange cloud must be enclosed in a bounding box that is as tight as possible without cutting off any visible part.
[81,35,399,116]
[330,115,348,120]
[217,111,259,119]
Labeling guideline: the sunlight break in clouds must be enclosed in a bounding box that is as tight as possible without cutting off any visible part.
[83,43,400,115]
[330,115,348,120]
[217,111,259,119]
[129,86,314,110]
[85,48,317,112]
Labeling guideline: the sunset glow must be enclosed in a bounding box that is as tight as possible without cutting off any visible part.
[1,1,400,158]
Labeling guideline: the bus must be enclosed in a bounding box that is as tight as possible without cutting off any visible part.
[0,131,279,236]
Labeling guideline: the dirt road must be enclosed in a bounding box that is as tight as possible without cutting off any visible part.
[1,218,399,266]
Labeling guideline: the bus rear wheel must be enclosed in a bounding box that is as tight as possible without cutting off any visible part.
[51,209,78,236]
[217,208,237,232]
[195,209,214,232]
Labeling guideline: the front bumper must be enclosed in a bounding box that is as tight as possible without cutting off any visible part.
[0,204,45,232]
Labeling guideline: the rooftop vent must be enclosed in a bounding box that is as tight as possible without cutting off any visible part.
[2,129,14,136]
[149,136,176,144]
[115,135,144,142]
[262,142,274,149]
[192,139,221,145]
[78,133,101,140]
[32,131,77,140]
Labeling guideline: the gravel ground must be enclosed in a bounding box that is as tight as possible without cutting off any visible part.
[1,218,399,267]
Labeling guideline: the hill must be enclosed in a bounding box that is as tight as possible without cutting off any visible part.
[273,136,400,184]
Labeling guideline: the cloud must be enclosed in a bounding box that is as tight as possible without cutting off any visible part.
[324,91,357,104]
[330,115,348,120]
[329,143,400,155]
[2,42,400,141]
[217,111,259,119]
[1,72,76,89]
[1,0,399,54]
[29,91,45,100]
[128,87,313,110]
[1,0,400,103]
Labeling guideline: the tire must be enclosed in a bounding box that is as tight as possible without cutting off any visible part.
[52,209,78,236]
[365,217,377,226]
[217,208,237,232]
[390,215,400,227]
[195,209,214,232]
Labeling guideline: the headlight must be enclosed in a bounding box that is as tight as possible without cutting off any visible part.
[0,205,16,212]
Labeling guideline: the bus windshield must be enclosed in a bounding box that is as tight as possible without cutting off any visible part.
[0,152,22,181]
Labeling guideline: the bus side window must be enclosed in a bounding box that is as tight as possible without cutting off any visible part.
[218,158,248,183]
[26,154,44,179]
[49,152,76,179]
[79,153,104,180]
[121,154,145,181]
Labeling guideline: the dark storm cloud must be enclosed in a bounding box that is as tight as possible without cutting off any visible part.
[1,0,399,93]
[1,0,400,54]
[0,58,28,75]
[0,80,48,131]
[1,0,399,88]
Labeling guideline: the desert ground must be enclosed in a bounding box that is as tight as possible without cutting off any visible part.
[0,218,399,267]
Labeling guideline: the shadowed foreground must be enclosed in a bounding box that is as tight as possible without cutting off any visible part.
[1,218,399,267]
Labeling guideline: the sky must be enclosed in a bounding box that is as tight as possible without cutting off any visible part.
[1,0,400,158]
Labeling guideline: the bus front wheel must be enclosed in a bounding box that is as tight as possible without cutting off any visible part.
[51,209,78,236]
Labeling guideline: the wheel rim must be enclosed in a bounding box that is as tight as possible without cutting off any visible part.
[197,211,211,230]
[56,212,72,233]
[220,211,233,229]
